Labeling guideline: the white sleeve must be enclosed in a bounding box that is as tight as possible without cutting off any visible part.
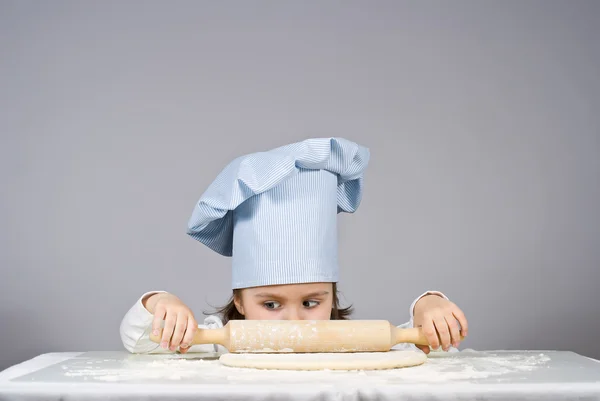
[119,291,228,354]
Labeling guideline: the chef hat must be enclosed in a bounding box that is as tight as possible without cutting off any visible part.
[187,137,370,289]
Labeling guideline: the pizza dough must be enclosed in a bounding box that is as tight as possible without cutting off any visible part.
[219,350,427,371]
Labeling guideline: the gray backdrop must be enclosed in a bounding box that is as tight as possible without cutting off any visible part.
[1,0,599,371]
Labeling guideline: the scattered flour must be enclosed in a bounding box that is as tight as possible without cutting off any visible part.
[60,350,552,384]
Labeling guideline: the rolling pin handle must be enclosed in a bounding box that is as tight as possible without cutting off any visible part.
[392,326,431,347]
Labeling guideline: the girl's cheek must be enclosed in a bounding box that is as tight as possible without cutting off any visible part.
[261,310,284,320]
[303,307,332,320]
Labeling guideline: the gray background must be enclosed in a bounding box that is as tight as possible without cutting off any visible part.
[1,0,599,371]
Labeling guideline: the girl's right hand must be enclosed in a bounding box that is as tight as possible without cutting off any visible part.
[143,292,198,353]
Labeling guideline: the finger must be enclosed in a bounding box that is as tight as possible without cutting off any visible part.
[452,307,469,337]
[181,316,197,349]
[421,319,439,350]
[433,316,451,351]
[445,314,461,348]
[161,312,177,349]
[416,345,430,354]
[170,312,188,351]
[152,306,166,338]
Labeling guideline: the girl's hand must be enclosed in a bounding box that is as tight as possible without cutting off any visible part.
[143,292,198,353]
[413,295,468,354]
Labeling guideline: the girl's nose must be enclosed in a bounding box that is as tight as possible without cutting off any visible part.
[283,307,301,321]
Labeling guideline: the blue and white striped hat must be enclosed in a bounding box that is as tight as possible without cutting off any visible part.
[187,137,370,289]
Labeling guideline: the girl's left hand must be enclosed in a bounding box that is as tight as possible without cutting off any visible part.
[413,295,468,354]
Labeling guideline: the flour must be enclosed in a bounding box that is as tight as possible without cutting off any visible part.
[239,348,295,353]
[59,350,552,384]
[65,359,214,382]
[375,350,552,383]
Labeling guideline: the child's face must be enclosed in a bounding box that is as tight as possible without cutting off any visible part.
[234,282,334,320]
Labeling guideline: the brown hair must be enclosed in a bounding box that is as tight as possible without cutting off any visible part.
[210,283,353,324]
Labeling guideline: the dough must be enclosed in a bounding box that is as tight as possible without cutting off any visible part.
[219,350,427,371]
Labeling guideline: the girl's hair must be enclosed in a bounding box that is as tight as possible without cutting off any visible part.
[211,283,353,324]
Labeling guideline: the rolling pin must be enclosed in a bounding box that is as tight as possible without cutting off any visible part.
[149,320,441,353]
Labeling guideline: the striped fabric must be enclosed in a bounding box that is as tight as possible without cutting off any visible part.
[187,137,370,289]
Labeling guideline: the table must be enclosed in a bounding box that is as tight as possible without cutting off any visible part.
[1,350,599,400]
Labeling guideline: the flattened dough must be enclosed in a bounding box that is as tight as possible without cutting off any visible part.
[219,350,427,371]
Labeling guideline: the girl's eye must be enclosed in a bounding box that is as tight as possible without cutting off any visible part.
[303,300,319,308]
[264,301,281,310]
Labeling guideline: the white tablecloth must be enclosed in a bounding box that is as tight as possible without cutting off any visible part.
[1,350,599,400]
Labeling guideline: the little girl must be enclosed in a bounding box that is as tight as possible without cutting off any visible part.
[120,138,468,356]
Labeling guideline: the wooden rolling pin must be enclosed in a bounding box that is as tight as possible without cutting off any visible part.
[149,320,440,353]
